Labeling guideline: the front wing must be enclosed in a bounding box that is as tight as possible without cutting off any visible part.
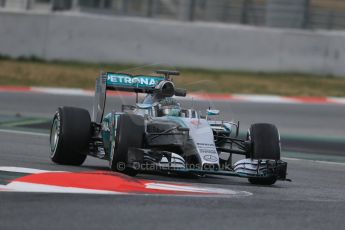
[126,148,289,181]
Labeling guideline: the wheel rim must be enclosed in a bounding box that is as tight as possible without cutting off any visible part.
[50,117,60,157]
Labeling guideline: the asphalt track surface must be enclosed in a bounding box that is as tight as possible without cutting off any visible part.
[1,91,345,230]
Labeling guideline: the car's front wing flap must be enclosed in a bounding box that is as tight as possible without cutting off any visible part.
[127,148,289,181]
[158,160,288,181]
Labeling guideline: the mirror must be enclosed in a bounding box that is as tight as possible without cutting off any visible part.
[207,109,220,116]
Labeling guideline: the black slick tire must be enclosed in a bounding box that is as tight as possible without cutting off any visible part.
[50,107,91,165]
[247,123,281,185]
[109,114,144,176]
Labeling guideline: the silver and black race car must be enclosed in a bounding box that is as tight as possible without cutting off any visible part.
[49,70,288,185]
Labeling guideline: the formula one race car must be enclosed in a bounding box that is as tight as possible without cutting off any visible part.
[49,70,288,185]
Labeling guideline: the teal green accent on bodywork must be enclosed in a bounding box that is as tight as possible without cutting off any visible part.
[106,73,165,88]
[101,113,120,154]
[101,113,124,156]
[101,113,112,154]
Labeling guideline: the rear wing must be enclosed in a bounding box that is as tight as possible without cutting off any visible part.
[106,72,165,93]
[93,71,187,123]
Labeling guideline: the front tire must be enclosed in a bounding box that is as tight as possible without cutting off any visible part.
[247,123,281,185]
[109,114,144,176]
[50,107,91,165]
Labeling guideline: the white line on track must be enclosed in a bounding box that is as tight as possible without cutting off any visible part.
[4,182,125,194]
[0,129,49,137]
[0,167,55,174]
[282,157,345,166]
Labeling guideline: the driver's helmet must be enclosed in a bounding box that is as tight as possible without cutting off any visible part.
[157,98,181,117]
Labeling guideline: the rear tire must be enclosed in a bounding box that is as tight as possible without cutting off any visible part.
[247,123,281,185]
[50,107,91,165]
[109,114,144,176]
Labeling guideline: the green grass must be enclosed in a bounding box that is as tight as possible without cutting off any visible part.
[1,57,345,97]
